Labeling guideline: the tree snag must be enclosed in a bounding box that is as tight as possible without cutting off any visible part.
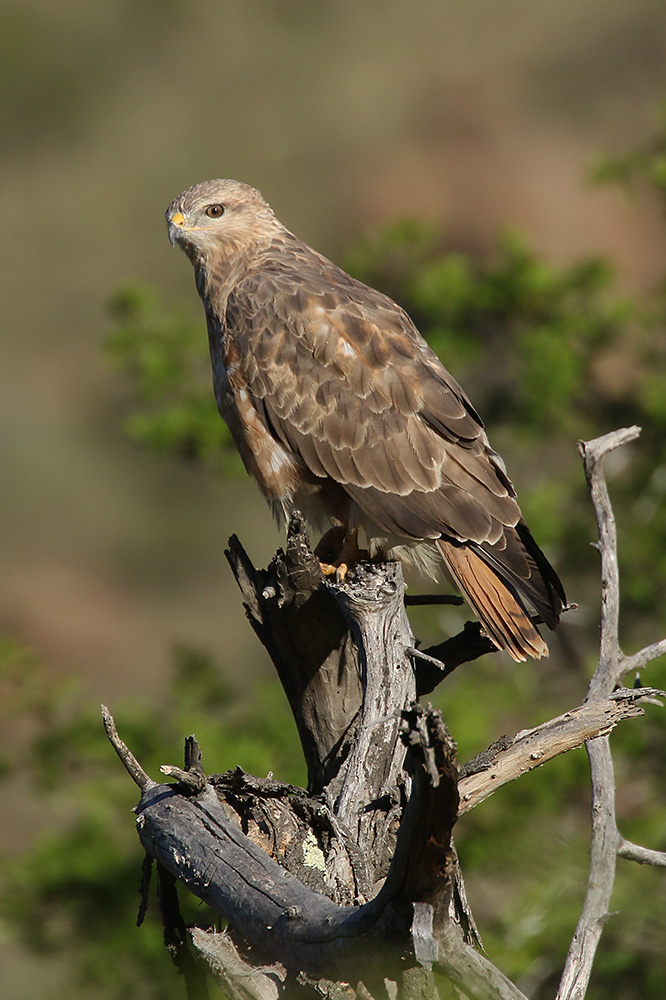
[104,428,666,1000]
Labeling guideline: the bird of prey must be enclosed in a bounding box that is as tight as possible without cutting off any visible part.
[166,179,566,661]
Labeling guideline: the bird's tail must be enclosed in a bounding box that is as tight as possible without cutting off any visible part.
[437,539,549,661]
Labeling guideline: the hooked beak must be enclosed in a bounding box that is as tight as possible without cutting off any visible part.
[167,211,186,247]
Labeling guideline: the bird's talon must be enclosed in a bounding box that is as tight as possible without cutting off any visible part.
[319,561,350,583]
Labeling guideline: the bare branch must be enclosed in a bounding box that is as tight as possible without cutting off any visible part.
[101,704,156,793]
[557,426,666,1000]
[405,594,464,607]
[617,839,666,867]
[411,903,438,969]
[577,425,640,695]
[160,764,208,793]
[619,638,666,677]
[415,622,499,696]
[435,924,530,1000]
[556,737,620,1000]
[190,928,286,1000]
[457,688,662,816]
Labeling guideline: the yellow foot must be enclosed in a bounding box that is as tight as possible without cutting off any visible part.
[315,526,367,582]
[319,561,350,582]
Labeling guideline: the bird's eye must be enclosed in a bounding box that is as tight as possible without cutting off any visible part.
[205,204,225,219]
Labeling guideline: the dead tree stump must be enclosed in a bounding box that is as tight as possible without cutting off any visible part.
[108,513,485,999]
[103,429,666,1000]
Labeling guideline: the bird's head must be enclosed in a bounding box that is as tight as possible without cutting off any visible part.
[166,179,280,265]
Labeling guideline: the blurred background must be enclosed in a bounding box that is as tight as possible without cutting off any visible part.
[2,1,666,998]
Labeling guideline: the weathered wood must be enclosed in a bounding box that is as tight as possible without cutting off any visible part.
[225,517,442,893]
[102,704,156,792]
[415,622,497,696]
[190,928,286,1000]
[327,561,416,876]
[132,700,460,985]
[207,765,367,905]
[119,513,464,992]
[435,923,530,1000]
[156,863,211,999]
[458,686,664,815]
[226,518,362,796]
[224,515,499,796]
[105,429,666,1000]
[135,782,401,978]
[397,706,459,930]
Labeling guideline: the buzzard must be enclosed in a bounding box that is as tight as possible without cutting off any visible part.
[166,179,566,661]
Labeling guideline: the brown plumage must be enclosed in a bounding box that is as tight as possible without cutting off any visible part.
[166,179,566,661]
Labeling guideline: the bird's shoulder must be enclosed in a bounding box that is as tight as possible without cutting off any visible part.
[226,235,411,335]
[225,236,455,390]
[222,235,488,446]
[218,235,517,511]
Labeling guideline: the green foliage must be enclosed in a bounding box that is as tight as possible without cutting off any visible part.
[0,637,302,1000]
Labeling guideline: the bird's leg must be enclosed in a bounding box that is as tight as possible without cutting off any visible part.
[315,526,368,582]
[314,524,346,568]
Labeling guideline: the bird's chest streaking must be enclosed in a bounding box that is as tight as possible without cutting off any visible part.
[205,309,304,514]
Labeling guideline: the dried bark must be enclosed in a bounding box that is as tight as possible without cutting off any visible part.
[105,523,470,995]
[103,427,666,1000]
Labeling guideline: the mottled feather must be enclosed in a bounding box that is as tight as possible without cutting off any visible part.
[166,179,566,660]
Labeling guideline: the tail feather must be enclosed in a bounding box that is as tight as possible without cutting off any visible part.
[477,520,566,631]
[438,540,549,662]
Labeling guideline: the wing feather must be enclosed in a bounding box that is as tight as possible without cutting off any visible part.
[172,178,566,658]
[227,259,516,530]
[223,244,564,641]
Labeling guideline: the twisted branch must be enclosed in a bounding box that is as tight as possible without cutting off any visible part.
[556,427,666,1000]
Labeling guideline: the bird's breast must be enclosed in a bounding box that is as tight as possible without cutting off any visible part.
[206,317,301,503]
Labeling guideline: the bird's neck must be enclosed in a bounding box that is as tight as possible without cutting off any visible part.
[192,230,291,306]
[193,247,248,307]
